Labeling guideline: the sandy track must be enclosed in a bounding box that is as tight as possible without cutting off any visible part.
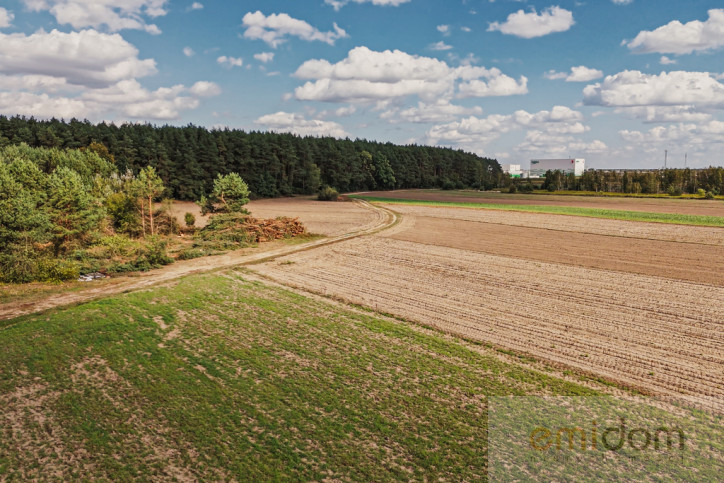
[388,204,724,246]
[384,215,724,285]
[0,200,396,321]
[253,207,724,411]
[364,189,724,217]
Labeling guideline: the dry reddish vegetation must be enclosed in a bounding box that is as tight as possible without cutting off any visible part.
[253,201,724,412]
[365,189,724,217]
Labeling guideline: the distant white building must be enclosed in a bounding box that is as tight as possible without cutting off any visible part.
[501,163,523,178]
[530,158,585,177]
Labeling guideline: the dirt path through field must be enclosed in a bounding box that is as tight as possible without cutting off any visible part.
[0,200,397,321]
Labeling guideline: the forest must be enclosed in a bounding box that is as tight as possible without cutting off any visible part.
[0,116,503,199]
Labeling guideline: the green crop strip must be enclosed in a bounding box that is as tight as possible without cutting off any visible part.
[350,196,724,227]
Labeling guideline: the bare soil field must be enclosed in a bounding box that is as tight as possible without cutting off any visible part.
[253,203,724,411]
[389,204,724,246]
[364,189,724,217]
[384,214,724,285]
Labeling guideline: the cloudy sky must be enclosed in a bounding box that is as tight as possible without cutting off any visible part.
[1,1,723,168]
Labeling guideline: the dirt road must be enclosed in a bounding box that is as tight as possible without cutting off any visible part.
[0,199,396,321]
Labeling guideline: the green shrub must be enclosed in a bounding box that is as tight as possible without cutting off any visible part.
[0,252,79,283]
[705,191,715,200]
[317,186,339,201]
[519,183,534,193]
[144,236,174,266]
[184,212,196,227]
[507,184,517,194]
[176,248,205,260]
[697,188,707,197]
[440,178,456,191]
[668,186,680,196]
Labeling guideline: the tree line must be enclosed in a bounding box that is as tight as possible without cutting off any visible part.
[0,141,268,283]
[0,116,502,199]
[539,168,724,196]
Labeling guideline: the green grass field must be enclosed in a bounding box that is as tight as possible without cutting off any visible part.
[351,196,724,227]
[0,269,598,481]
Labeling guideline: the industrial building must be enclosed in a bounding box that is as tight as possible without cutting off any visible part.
[530,158,585,177]
[500,164,523,177]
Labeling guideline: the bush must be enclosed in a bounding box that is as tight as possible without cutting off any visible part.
[507,184,517,194]
[153,209,181,235]
[440,178,456,191]
[705,191,715,200]
[0,252,79,283]
[185,212,196,227]
[176,248,205,261]
[667,185,683,196]
[317,186,339,201]
[143,236,174,266]
[519,183,534,193]
[697,188,707,197]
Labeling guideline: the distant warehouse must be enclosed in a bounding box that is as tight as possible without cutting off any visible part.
[530,158,585,177]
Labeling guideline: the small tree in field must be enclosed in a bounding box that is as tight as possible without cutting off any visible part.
[185,212,196,228]
[199,173,250,214]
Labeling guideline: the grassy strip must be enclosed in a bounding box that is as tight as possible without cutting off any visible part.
[530,190,724,200]
[0,269,597,481]
[350,196,724,227]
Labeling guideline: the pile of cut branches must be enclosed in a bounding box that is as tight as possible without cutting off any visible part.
[196,213,307,249]
[245,216,307,242]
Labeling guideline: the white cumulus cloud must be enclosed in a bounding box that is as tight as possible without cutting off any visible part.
[254,52,275,63]
[292,46,527,104]
[488,6,574,39]
[0,29,156,88]
[424,105,588,149]
[0,8,14,28]
[546,66,603,82]
[324,0,410,11]
[381,101,483,124]
[429,41,452,51]
[242,11,347,48]
[583,70,724,108]
[625,9,724,55]
[23,0,168,34]
[217,56,243,67]
[183,46,194,57]
[255,111,350,138]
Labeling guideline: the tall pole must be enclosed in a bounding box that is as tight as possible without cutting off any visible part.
[685,153,687,168]
[664,149,668,169]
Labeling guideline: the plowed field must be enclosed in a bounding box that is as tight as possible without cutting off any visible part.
[252,202,724,411]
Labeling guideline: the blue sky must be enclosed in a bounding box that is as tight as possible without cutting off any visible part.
[1,1,723,168]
